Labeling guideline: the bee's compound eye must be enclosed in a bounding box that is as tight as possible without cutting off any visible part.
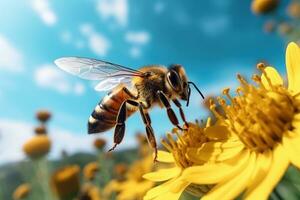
[167,70,181,91]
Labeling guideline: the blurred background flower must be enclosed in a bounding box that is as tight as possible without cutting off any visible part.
[12,183,31,200]
[50,165,81,200]
[251,0,300,44]
[23,135,51,159]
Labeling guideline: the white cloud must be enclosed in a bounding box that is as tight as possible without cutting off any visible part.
[129,46,141,58]
[80,24,111,57]
[89,34,111,57]
[125,31,150,58]
[0,35,24,72]
[80,24,94,35]
[97,0,128,27]
[74,82,85,95]
[125,31,150,45]
[0,119,134,164]
[0,120,31,163]
[60,30,86,50]
[31,0,57,26]
[34,64,85,95]
[198,16,230,36]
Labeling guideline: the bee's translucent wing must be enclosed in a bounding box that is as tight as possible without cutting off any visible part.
[94,76,132,91]
[54,57,144,80]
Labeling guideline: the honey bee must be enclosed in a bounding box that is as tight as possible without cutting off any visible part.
[55,57,204,160]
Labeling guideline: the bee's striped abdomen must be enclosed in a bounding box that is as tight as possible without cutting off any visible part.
[88,86,137,134]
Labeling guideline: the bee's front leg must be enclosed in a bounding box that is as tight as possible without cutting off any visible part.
[157,91,183,130]
[172,99,189,128]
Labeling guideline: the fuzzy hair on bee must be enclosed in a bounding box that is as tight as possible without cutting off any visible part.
[132,66,169,108]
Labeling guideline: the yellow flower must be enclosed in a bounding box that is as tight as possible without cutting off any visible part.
[251,0,279,15]
[114,163,128,179]
[143,122,230,200]
[181,42,300,200]
[83,162,100,181]
[79,183,102,200]
[36,110,51,123]
[136,133,152,157]
[23,135,51,159]
[93,138,107,150]
[263,20,276,33]
[13,183,31,200]
[278,22,293,36]
[50,165,81,200]
[287,1,300,19]
[103,180,122,199]
[105,155,155,200]
[34,125,47,135]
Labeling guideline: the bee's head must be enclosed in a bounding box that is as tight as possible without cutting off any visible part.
[166,64,189,101]
[166,64,205,106]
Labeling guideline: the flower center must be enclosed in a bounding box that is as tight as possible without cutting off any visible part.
[210,64,297,152]
[161,123,208,169]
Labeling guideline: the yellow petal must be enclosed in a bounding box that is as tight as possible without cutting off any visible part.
[143,167,181,182]
[295,113,300,120]
[286,42,300,94]
[292,120,300,130]
[119,181,153,200]
[283,132,300,168]
[244,151,272,197]
[144,179,174,200]
[187,140,244,163]
[156,150,175,163]
[202,152,256,200]
[170,179,188,193]
[118,181,143,199]
[261,67,283,89]
[182,150,250,184]
[153,181,189,200]
[244,145,289,200]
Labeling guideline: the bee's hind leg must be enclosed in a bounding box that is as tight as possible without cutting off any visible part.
[172,99,189,128]
[157,91,184,131]
[139,104,158,161]
[109,99,140,152]
[109,101,128,152]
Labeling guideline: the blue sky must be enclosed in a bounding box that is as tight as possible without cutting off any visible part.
[0,0,291,162]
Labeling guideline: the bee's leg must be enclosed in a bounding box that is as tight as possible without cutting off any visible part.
[122,87,139,100]
[138,104,157,161]
[172,99,189,128]
[109,101,128,152]
[157,91,183,130]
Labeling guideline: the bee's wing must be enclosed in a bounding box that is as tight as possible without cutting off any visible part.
[54,57,144,80]
[94,76,132,91]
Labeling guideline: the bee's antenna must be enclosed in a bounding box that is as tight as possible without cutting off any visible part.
[187,82,205,105]
[186,85,191,106]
